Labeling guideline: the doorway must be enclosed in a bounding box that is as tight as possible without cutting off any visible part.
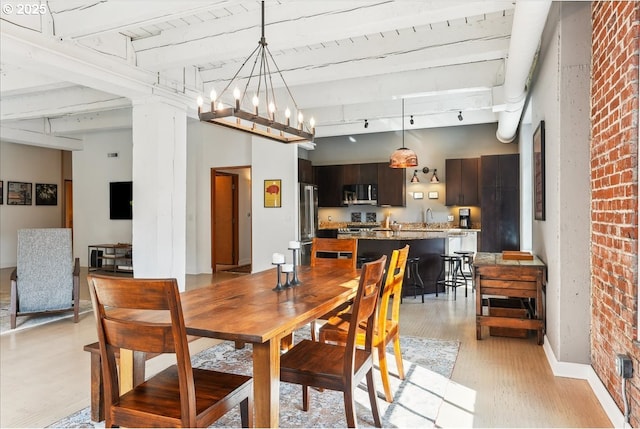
[211,167,252,272]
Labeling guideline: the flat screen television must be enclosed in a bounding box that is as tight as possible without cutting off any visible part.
[110,181,132,220]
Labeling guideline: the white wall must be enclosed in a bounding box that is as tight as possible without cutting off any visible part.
[72,130,133,266]
[310,122,518,226]
[530,2,591,364]
[186,120,297,274]
[0,142,64,267]
[187,120,252,274]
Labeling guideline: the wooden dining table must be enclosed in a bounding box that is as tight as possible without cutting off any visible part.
[113,265,360,428]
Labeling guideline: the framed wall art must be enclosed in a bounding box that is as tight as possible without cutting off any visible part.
[533,120,545,220]
[7,181,32,205]
[264,179,281,208]
[0,181,3,205]
[35,183,58,206]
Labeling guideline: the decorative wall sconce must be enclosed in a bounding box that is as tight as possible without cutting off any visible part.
[410,167,440,183]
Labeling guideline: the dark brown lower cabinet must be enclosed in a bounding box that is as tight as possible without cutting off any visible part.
[357,238,445,295]
[480,154,520,252]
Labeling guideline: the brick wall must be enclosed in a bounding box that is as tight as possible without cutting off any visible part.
[591,1,639,425]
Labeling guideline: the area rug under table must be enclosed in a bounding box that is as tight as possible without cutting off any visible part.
[51,330,459,428]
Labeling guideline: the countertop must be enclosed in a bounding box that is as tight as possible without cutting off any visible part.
[337,230,449,240]
[319,221,481,232]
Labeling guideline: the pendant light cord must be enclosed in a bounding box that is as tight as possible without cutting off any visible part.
[402,98,405,148]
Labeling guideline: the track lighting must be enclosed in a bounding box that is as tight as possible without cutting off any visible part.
[410,115,414,125]
[458,111,463,121]
[364,119,369,129]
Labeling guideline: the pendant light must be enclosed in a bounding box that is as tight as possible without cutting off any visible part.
[389,99,418,168]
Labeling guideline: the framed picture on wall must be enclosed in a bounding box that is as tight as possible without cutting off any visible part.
[35,183,58,205]
[533,120,545,220]
[0,181,3,205]
[264,179,281,208]
[7,181,32,205]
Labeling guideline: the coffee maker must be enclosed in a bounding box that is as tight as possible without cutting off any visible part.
[459,207,471,229]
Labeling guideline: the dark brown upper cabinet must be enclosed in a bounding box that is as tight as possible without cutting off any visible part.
[314,162,405,207]
[480,153,520,252]
[377,163,405,207]
[298,158,314,184]
[342,163,378,184]
[445,158,479,206]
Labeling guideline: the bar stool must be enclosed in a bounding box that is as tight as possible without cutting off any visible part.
[404,256,425,303]
[454,251,475,291]
[435,254,467,299]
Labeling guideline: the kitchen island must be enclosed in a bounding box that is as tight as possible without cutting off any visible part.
[338,230,448,296]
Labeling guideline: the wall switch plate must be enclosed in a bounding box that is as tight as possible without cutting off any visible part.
[447,215,454,222]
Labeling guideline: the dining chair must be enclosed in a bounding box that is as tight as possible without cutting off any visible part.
[87,274,253,428]
[319,245,410,402]
[308,237,359,341]
[280,255,387,428]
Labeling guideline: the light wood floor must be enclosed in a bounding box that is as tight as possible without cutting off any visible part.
[0,267,612,428]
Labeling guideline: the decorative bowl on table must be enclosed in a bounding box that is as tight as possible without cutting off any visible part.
[390,223,402,234]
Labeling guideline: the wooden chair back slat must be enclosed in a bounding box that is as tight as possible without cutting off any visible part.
[378,245,410,335]
[344,255,386,374]
[311,237,358,270]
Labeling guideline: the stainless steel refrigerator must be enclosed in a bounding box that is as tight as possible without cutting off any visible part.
[299,183,318,265]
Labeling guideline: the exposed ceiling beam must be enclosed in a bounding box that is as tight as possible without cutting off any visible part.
[0,86,130,121]
[0,126,83,151]
[134,1,514,71]
[1,22,198,104]
[52,1,237,40]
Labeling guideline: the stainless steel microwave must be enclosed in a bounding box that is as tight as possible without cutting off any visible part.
[343,184,378,205]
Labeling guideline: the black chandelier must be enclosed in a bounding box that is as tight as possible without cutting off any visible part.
[197,1,315,143]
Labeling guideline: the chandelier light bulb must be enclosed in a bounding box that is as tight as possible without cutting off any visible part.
[196,95,203,107]
[269,102,276,113]
[217,101,224,111]
[252,94,259,107]
[210,89,217,102]
[285,108,291,118]
[233,87,241,100]
[298,112,304,123]
[310,117,315,129]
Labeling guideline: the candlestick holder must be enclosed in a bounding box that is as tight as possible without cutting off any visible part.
[283,270,292,288]
[289,247,302,285]
[272,262,285,291]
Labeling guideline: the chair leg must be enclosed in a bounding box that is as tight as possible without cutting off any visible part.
[392,334,405,380]
[343,389,357,428]
[366,369,382,427]
[302,385,310,411]
[310,321,317,341]
[240,396,253,428]
[376,342,393,403]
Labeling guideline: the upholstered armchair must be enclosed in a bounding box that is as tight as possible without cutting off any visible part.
[10,228,80,329]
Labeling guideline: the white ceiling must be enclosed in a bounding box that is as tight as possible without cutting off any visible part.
[0,0,550,148]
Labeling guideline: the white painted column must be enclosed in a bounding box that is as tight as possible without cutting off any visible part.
[131,96,187,290]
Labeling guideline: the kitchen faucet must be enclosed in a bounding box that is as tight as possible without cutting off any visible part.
[426,208,434,223]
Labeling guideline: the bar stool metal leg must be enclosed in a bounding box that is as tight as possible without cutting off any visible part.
[405,257,425,303]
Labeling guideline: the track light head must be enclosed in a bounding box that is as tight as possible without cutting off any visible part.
[458,111,463,121]
[364,119,369,129]
[410,115,414,125]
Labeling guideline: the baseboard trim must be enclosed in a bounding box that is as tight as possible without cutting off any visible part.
[543,335,624,427]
